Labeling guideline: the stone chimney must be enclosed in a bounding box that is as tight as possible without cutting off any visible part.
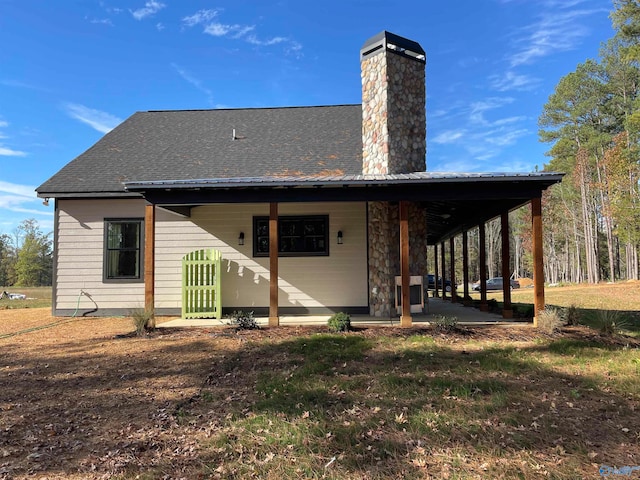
[361,32,428,317]
[361,31,426,174]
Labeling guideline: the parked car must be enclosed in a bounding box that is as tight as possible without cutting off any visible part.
[472,277,520,291]
[427,274,452,292]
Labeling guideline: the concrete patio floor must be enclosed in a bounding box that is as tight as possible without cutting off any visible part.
[157,296,528,328]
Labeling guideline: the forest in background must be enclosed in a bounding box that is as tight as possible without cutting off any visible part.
[0,219,52,288]
[435,0,640,286]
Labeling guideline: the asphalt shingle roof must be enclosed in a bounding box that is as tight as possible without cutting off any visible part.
[36,105,363,196]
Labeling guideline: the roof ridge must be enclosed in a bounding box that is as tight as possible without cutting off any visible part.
[145,104,362,113]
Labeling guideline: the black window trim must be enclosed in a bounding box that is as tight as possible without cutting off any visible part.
[103,217,145,283]
[253,215,330,257]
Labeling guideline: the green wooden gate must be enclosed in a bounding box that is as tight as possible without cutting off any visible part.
[182,249,222,319]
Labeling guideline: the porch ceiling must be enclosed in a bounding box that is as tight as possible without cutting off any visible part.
[125,172,563,245]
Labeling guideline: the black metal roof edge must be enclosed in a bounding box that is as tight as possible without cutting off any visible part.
[124,172,565,191]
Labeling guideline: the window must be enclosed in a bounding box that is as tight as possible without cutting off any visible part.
[104,219,143,281]
[253,215,329,257]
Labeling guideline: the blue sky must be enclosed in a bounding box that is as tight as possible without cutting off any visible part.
[0,0,614,234]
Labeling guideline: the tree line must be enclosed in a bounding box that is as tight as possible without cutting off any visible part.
[537,0,640,284]
[0,219,52,287]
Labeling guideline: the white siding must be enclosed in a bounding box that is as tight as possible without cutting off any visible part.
[55,199,368,313]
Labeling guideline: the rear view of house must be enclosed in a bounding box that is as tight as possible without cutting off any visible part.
[37,31,561,325]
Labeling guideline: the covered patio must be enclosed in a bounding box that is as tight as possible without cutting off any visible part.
[125,170,562,329]
[156,295,510,328]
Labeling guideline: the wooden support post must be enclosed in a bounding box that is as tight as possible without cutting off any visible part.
[399,201,412,327]
[501,211,513,319]
[144,204,155,326]
[532,196,545,326]
[479,222,488,312]
[449,236,456,303]
[433,244,439,298]
[269,202,279,326]
[440,241,447,300]
[462,230,470,306]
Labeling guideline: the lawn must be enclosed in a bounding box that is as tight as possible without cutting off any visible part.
[1,302,639,479]
[0,286,52,310]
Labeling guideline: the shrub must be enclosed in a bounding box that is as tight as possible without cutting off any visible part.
[432,314,458,332]
[229,310,259,330]
[328,312,351,332]
[563,304,580,326]
[596,310,629,336]
[131,307,155,335]
[536,308,563,334]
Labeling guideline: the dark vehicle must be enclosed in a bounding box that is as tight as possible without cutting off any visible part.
[472,277,520,291]
[427,274,452,292]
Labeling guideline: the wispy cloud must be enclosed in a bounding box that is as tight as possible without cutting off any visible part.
[0,120,27,157]
[430,95,531,165]
[0,181,52,224]
[508,6,602,67]
[489,70,540,92]
[0,181,35,199]
[182,8,303,57]
[182,9,219,27]
[171,63,214,106]
[86,16,113,26]
[432,130,465,145]
[64,103,122,134]
[204,23,255,38]
[131,1,165,21]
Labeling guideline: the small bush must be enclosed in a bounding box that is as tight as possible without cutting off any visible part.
[596,310,629,336]
[131,307,155,335]
[328,312,351,332]
[536,308,563,334]
[229,310,259,330]
[563,304,580,326]
[432,314,458,332]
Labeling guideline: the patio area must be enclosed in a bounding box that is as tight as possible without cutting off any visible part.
[157,296,524,328]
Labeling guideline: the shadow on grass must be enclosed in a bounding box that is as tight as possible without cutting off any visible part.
[2,326,639,479]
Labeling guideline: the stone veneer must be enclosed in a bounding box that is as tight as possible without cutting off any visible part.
[361,34,428,317]
[361,47,426,174]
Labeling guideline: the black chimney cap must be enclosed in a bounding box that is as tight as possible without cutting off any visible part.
[360,31,426,62]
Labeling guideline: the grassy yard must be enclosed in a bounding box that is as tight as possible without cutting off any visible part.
[469,281,640,335]
[0,286,52,310]
[1,304,639,479]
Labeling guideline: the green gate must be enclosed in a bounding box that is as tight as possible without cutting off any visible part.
[182,249,222,319]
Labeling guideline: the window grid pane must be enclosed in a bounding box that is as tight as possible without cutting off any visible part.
[253,215,329,257]
[105,220,142,280]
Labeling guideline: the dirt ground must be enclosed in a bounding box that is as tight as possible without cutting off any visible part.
[1,308,638,479]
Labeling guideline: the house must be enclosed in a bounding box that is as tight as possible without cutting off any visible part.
[36,31,562,326]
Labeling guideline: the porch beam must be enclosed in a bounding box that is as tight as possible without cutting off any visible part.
[478,222,488,311]
[144,204,155,324]
[531,196,545,326]
[462,230,470,305]
[501,211,513,319]
[449,236,456,303]
[399,201,412,327]
[269,202,279,326]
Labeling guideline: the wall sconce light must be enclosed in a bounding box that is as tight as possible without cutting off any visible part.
[337,230,343,244]
[238,232,245,246]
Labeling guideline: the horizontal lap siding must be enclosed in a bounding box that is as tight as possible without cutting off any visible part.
[56,199,368,313]
[56,199,147,311]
